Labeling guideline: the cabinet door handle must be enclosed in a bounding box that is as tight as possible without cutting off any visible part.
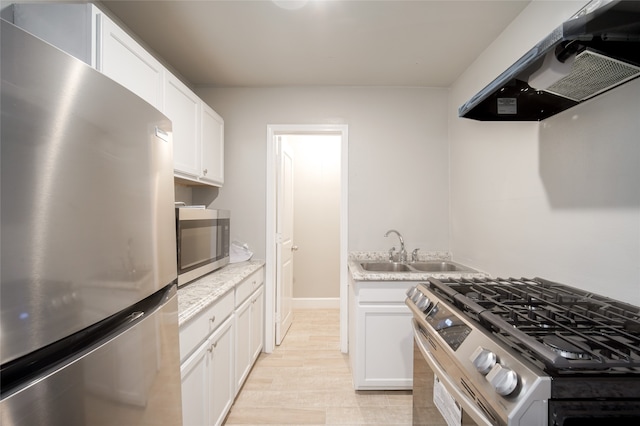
[203,168,208,175]
[209,315,216,324]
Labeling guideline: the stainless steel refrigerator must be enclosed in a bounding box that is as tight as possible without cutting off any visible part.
[1,19,183,425]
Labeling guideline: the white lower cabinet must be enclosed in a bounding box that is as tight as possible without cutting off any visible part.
[208,318,235,426]
[181,316,234,426]
[180,339,208,426]
[234,296,252,394]
[179,265,265,425]
[349,275,414,390]
[250,287,264,363]
[234,270,265,394]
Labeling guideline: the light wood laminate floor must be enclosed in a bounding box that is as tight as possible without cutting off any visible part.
[223,309,413,425]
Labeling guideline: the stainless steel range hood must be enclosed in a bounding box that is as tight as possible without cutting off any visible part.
[459,0,640,121]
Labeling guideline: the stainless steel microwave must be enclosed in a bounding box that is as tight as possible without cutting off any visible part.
[176,207,230,286]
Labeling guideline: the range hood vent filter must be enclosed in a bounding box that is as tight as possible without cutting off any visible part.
[458,0,640,121]
[546,50,640,101]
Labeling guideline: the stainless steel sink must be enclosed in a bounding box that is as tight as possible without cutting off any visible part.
[410,261,469,272]
[360,262,413,272]
[358,260,475,273]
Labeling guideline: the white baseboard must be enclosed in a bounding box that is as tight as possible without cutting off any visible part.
[293,298,340,309]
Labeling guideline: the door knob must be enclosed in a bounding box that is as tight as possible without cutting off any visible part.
[291,245,299,252]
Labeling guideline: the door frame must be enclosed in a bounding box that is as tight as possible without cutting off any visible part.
[265,124,349,353]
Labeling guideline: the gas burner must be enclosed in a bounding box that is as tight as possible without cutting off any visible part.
[536,321,553,329]
[427,276,640,370]
[466,291,480,301]
[543,335,592,360]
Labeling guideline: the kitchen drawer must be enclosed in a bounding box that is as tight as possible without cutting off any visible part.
[235,269,264,307]
[179,290,234,362]
[356,283,413,304]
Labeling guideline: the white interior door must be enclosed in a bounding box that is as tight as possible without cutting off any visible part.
[275,137,295,345]
[265,124,348,354]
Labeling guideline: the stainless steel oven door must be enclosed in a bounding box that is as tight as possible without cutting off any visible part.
[412,321,492,426]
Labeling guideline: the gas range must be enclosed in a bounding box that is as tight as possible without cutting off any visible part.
[406,276,640,425]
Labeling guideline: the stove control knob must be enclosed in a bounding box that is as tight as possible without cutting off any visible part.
[486,364,518,396]
[406,286,418,299]
[411,290,422,303]
[417,295,431,312]
[470,347,496,375]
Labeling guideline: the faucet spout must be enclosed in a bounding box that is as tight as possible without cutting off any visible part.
[384,229,406,262]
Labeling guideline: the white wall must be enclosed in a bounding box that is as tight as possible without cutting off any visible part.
[196,87,450,260]
[287,134,341,299]
[449,0,640,304]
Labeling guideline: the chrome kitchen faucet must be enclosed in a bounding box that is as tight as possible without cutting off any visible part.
[384,229,407,262]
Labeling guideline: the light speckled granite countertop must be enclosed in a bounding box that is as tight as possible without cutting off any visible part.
[177,260,265,326]
[348,251,489,281]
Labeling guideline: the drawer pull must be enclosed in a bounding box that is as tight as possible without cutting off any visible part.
[209,315,216,324]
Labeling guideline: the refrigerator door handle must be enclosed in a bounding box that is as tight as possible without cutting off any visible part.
[127,311,145,322]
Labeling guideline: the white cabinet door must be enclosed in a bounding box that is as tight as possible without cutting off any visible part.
[180,340,209,426]
[164,73,201,179]
[11,4,164,111]
[10,3,97,66]
[359,305,413,388]
[98,15,164,111]
[181,316,234,426]
[201,103,224,186]
[250,286,264,363]
[209,317,234,426]
[234,288,264,395]
[10,2,225,188]
[234,296,252,394]
[349,279,414,390]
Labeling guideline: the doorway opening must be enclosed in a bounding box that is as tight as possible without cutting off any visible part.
[265,124,349,353]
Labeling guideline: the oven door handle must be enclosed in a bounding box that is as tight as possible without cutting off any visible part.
[413,320,494,426]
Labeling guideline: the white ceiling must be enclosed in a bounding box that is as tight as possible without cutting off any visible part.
[100,0,530,88]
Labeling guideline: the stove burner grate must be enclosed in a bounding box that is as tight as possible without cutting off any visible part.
[427,276,640,371]
[543,335,592,360]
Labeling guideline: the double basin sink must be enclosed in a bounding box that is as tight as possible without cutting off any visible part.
[359,260,476,273]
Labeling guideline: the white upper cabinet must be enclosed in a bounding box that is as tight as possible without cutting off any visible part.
[10,3,97,66]
[201,103,225,186]
[166,75,225,186]
[9,2,225,188]
[97,15,164,111]
[164,73,201,179]
[11,3,163,111]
